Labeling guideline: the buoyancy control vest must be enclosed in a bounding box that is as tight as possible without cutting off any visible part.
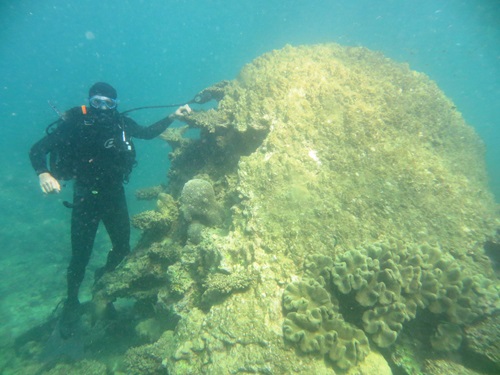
[48,106,136,183]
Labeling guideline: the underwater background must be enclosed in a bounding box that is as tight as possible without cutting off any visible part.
[0,0,498,373]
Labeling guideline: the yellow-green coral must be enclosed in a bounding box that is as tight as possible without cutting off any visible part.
[286,240,500,352]
[135,185,165,200]
[362,302,408,348]
[166,263,194,297]
[332,249,376,296]
[201,272,252,306]
[91,43,499,374]
[283,279,370,369]
[283,279,335,313]
[180,179,222,226]
[131,210,170,231]
[124,330,176,374]
[224,44,498,255]
[131,193,178,235]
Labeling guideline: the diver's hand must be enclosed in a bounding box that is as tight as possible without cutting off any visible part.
[169,104,192,121]
[39,172,61,194]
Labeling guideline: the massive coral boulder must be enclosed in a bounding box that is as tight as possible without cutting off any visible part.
[97,44,499,374]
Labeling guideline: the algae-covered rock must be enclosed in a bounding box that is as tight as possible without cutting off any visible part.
[135,185,165,201]
[464,314,500,370]
[430,322,463,352]
[124,330,176,375]
[349,351,393,375]
[201,271,253,307]
[423,359,487,375]
[44,359,107,375]
[131,193,179,242]
[91,43,499,374]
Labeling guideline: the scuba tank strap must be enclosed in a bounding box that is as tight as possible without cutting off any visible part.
[80,105,94,126]
[119,116,133,152]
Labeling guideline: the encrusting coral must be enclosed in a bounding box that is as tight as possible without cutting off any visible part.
[131,193,179,239]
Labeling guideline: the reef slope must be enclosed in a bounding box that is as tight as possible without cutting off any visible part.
[99,44,499,374]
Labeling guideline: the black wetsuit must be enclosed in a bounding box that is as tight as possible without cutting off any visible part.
[30,106,172,304]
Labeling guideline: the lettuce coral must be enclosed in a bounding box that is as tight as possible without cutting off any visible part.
[283,279,370,369]
[284,240,499,353]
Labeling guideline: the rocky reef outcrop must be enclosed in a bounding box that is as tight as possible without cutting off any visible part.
[11,43,498,375]
[111,43,499,374]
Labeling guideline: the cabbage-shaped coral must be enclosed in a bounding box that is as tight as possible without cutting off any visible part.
[283,279,334,313]
[332,249,376,295]
[284,308,370,370]
[362,302,408,348]
[180,179,222,226]
[303,254,334,287]
[305,240,499,351]
[283,279,370,369]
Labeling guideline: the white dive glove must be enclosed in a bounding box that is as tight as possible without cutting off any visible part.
[39,172,61,194]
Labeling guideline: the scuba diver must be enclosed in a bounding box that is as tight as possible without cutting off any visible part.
[29,82,192,339]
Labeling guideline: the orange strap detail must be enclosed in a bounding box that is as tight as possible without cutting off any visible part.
[81,105,87,115]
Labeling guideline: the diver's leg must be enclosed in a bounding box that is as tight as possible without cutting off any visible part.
[101,186,131,273]
[93,188,130,323]
[67,187,100,304]
[60,186,99,338]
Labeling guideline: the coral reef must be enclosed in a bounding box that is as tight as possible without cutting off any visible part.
[464,314,500,370]
[105,43,499,373]
[282,280,370,369]
[284,240,499,353]
[8,43,499,374]
[124,330,176,374]
[201,272,253,307]
[44,359,107,374]
[135,185,165,201]
[131,193,179,243]
[180,178,223,227]
[93,239,181,304]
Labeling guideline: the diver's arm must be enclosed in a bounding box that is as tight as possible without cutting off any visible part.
[126,104,192,139]
[30,136,54,175]
[29,135,61,194]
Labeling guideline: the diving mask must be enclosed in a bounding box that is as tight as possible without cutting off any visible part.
[89,95,118,110]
